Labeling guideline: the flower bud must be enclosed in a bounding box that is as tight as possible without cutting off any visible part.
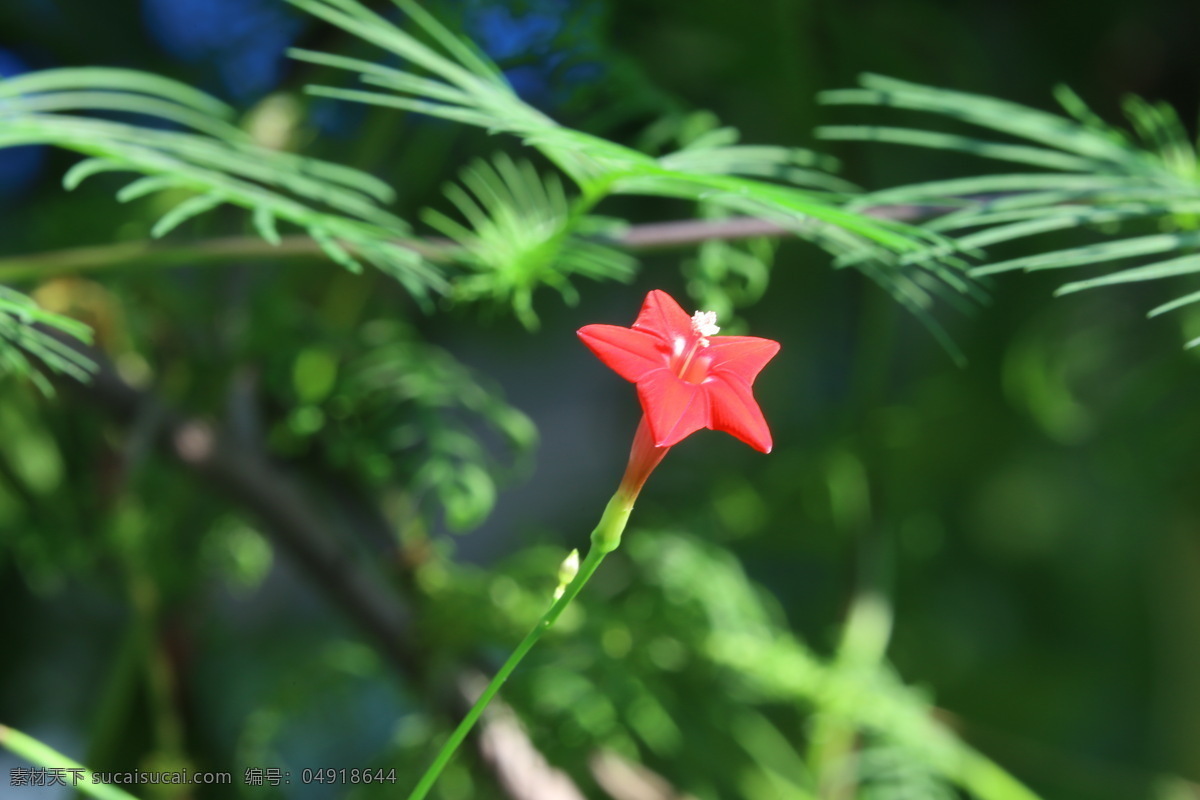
[553,549,580,599]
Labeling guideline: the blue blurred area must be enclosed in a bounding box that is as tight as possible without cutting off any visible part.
[471,5,561,60]
[140,0,604,114]
[141,0,303,103]
[0,49,47,201]
[459,0,606,109]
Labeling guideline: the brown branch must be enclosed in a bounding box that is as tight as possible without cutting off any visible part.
[61,343,423,678]
[0,205,950,283]
[589,749,699,800]
[612,205,934,250]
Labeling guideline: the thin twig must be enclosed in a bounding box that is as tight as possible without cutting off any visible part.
[0,206,952,283]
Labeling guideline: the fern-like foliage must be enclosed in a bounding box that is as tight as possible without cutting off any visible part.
[422,153,635,327]
[0,68,441,292]
[0,66,452,384]
[288,0,974,337]
[820,74,1200,347]
[0,286,94,393]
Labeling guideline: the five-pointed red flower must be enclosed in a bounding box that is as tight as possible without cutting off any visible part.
[578,290,780,453]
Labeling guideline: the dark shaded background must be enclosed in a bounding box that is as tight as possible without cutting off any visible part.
[3,1,1200,798]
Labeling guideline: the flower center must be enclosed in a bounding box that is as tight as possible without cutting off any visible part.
[671,309,719,384]
[691,310,720,342]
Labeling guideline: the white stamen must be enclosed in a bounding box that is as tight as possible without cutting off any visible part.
[691,310,720,340]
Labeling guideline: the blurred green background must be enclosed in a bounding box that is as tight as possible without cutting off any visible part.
[2,1,1200,799]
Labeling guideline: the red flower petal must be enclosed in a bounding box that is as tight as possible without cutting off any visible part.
[577,324,666,383]
[706,336,781,385]
[579,289,780,454]
[703,374,774,453]
[637,369,709,447]
[631,289,693,342]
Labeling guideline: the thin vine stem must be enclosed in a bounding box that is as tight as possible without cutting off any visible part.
[407,493,632,800]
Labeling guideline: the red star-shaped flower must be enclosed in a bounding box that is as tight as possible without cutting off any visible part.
[578,290,780,453]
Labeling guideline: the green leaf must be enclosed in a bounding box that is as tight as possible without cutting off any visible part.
[151,193,226,238]
[818,125,1098,172]
[61,158,126,190]
[1055,253,1200,295]
[310,228,363,274]
[972,230,1200,276]
[1147,289,1200,318]
[253,206,282,246]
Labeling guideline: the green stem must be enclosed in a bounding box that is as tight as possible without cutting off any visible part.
[407,492,633,800]
[0,724,142,800]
